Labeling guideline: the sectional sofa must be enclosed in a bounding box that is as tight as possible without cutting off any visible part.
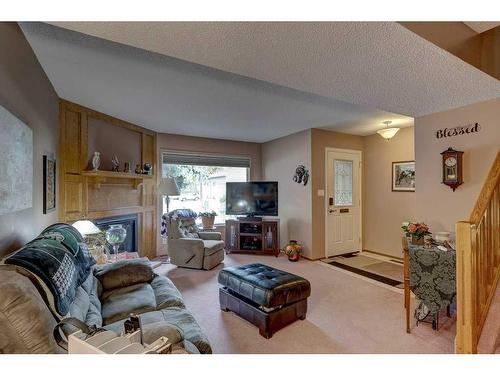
[0,223,211,354]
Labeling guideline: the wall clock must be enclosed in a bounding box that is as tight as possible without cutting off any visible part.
[441,147,464,191]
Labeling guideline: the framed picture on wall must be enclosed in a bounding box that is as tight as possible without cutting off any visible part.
[392,161,415,192]
[43,155,56,213]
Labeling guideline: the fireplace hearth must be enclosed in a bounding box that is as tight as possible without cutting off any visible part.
[94,214,138,253]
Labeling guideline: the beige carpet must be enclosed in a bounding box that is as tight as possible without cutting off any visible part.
[154,254,455,354]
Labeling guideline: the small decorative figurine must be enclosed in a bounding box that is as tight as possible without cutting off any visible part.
[293,165,309,186]
[135,164,142,174]
[123,162,132,173]
[91,151,101,171]
[111,155,120,172]
[143,163,152,175]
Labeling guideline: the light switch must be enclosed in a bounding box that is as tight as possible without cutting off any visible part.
[317,189,325,197]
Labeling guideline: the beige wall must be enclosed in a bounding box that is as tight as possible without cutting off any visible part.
[310,129,364,259]
[363,127,416,258]
[414,98,500,236]
[87,116,142,171]
[0,23,60,257]
[262,130,312,258]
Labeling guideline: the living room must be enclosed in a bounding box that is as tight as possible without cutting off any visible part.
[1,1,499,372]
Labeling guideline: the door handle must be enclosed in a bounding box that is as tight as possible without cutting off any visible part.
[329,209,336,214]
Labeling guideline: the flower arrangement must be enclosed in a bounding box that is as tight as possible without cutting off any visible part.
[198,211,217,217]
[401,221,431,239]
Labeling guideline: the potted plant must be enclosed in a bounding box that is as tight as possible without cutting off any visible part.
[199,211,217,229]
[402,221,431,245]
[282,240,302,262]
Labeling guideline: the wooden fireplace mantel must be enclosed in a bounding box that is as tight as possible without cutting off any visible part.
[82,170,153,190]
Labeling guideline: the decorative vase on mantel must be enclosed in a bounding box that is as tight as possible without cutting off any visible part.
[284,240,302,262]
[92,151,101,171]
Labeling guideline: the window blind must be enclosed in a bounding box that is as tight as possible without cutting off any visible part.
[162,152,250,168]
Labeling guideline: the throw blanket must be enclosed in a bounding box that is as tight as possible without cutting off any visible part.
[161,209,198,236]
[5,223,95,316]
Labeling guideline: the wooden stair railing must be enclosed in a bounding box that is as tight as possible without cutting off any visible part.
[456,150,500,354]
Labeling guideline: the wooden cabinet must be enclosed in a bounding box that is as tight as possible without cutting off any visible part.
[225,219,280,256]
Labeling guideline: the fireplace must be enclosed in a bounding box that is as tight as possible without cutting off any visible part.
[94,214,138,253]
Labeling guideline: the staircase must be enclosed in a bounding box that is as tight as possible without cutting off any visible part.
[456,150,500,354]
[477,280,500,353]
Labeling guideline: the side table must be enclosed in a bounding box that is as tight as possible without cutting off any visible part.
[403,240,456,332]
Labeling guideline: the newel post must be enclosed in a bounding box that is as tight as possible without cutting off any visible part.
[455,221,476,353]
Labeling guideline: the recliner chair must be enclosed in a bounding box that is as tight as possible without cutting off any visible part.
[164,210,225,270]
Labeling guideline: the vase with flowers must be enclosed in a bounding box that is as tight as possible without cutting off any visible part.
[402,221,431,245]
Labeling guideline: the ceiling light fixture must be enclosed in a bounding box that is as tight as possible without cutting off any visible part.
[377,121,399,140]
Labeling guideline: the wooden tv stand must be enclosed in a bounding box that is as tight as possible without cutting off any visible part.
[225,218,280,256]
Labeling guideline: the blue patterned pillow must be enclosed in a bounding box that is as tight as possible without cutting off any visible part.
[5,238,79,316]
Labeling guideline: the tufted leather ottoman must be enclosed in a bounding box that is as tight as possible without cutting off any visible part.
[218,263,311,338]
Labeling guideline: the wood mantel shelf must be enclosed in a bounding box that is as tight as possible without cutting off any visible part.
[82,170,153,189]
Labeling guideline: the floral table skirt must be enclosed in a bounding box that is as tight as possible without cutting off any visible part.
[409,244,456,315]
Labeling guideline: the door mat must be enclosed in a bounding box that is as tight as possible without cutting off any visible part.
[326,260,404,288]
[340,252,359,258]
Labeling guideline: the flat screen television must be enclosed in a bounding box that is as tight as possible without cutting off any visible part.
[226,182,278,217]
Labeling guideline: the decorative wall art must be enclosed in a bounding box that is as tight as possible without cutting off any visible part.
[435,122,481,139]
[293,165,309,186]
[0,105,33,215]
[43,155,56,213]
[392,161,415,192]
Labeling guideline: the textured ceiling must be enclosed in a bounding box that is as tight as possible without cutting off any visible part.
[20,22,412,142]
[48,21,500,118]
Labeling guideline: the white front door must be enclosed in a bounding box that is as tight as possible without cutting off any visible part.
[326,149,362,257]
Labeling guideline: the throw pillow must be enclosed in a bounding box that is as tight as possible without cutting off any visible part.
[93,258,154,291]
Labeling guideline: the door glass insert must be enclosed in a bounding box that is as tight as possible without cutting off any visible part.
[334,159,353,206]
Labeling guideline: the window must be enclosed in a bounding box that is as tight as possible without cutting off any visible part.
[334,159,353,206]
[162,153,250,224]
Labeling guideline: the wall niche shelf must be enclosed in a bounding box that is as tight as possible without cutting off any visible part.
[82,170,153,190]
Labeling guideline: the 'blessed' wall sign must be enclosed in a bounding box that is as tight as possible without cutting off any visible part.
[436,123,481,139]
